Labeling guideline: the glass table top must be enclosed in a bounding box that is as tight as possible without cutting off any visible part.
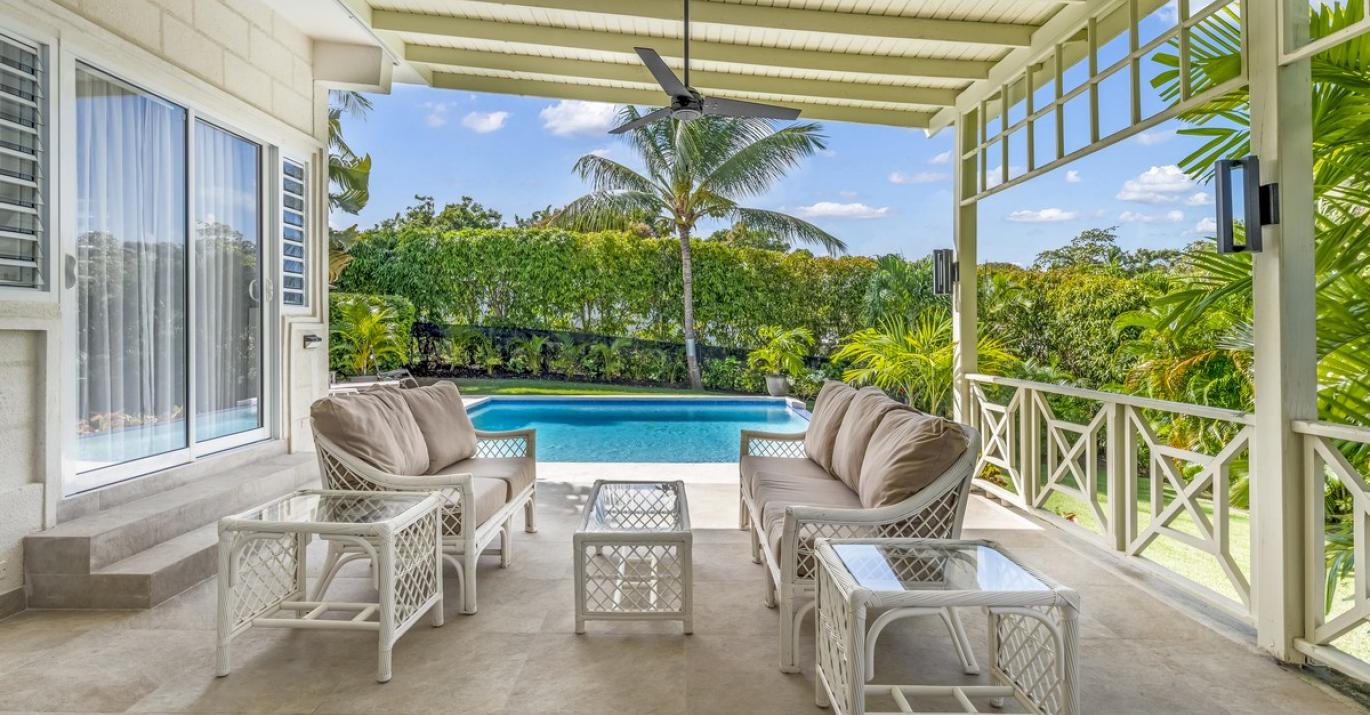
[242,492,429,526]
[832,542,1050,594]
[583,481,687,533]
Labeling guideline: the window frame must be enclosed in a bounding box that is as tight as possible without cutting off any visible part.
[0,24,52,300]
[280,154,309,311]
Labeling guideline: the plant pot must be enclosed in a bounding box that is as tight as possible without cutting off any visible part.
[765,374,789,397]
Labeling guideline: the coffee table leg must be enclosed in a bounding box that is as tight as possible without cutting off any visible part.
[574,537,586,634]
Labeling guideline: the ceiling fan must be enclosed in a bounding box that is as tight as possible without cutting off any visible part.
[609,0,800,134]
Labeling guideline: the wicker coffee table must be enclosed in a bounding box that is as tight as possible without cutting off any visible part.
[574,480,693,634]
[815,538,1080,715]
[215,489,444,683]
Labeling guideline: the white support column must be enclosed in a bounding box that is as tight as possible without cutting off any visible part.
[951,110,978,423]
[1246,0,1316,663]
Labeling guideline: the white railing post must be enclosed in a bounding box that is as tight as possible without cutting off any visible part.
[951,109,978,424]
[1018,385,1036,508]
[1106,403,1129,552]
[1247,0,1318,662]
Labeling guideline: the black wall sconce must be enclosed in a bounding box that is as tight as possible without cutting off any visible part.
[933,248,958,295]
[1214,155,1279,254]
[303,334,323,350]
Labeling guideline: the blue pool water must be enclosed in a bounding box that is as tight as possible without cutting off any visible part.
[469,398,809,462]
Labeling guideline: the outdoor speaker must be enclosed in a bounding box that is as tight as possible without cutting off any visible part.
[933,248,958,295]
[1214,155,1277,254]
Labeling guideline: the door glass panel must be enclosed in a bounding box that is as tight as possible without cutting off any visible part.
[193,121,262,443]
[74,66,188,471]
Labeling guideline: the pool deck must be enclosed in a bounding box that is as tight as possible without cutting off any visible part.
[1,475,1360,714]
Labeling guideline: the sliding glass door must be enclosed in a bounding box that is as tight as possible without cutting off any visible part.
[193,121,262,444]
[73,65,267,485]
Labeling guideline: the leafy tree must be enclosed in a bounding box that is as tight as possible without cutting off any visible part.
[330,297,406,376]
[1032,227,1126,272]
[707,222,788,252]
[375,195,503,233]
[515,206,556,227]
[549,109,846,389]
[862,255,940,325]
[834,307,1016,415]
[328,91,373,215]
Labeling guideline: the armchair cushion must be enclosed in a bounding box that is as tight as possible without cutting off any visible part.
[803,381,857,473]
[741,455,831,499]
[400,382,478,472]
[830,387,910,490]
[858,410,968,508]
[310,390,429,476]
[431,457,535,499]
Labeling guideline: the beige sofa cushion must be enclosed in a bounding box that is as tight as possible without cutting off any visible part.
[740,455,831,499]
[858,410,968,508]
[432,457,535,499]
[830,387,909,490]
[469,477,509,529]
[399,382,478,473]
[310,390,429,476]
[803,381,857,472]
[754,471,861,563]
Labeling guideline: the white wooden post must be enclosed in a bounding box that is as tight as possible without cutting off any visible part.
[1246,0,1316,662]
[951,109,978,423]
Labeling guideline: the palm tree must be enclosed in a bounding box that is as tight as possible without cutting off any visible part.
[833,307,1016,415]
[550,108,847,389]
[328,91,373,214]
[329,298,406,377]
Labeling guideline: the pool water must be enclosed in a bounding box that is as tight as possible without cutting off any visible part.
[469,398,809,462]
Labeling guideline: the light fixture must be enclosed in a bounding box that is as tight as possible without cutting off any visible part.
[933,248,958,295]
[1214,155,1278,254]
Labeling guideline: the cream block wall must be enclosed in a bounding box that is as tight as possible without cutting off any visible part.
[49,0,317,134]
[0,0,336,615]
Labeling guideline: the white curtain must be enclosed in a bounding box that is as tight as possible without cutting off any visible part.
[193,121,262,443]
[75,67,188,470]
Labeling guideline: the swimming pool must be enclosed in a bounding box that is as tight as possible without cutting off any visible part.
[468,398,810,462]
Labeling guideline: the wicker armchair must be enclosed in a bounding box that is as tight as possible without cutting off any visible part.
[739,424,980,672]
[312,425,537,614]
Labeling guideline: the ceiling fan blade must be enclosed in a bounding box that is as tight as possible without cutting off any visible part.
[635,47,691,98]
[702,96,801,121]
[609,106,673,134]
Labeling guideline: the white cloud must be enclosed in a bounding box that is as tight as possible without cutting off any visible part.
[1119,209,1185,224]
[461,110,509,133]
[1136,130,1174,146]
[1006,208,1078,223]
[888,170,947,185]
[929,151,952,165]
[539,100,619,136]
[1116,165,1195,203]
[984,165,1026,189]
[1192,217,1218,234]
[1184,191,1212,206]
[1065,170,1082,184]
[421,101,454,128]
[588,146,614,158]
[794,201,891,219]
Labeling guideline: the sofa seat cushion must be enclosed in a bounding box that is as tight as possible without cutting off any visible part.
[754,471,861,559]
[858,410,969,508]
[831,387,911,491]
[400,382,478,473]
[803,381,857,473]
[468,477,509,531]
[432,457,535,500]
[740,455,832,499]
[311,389,429,476]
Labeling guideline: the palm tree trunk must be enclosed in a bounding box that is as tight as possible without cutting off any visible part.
[678,226,704,390]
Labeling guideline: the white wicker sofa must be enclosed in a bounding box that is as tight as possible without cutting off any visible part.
[310,383,536,614]
[739,382,980,672]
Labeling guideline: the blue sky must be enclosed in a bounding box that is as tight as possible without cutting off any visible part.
[333,9,1220,265]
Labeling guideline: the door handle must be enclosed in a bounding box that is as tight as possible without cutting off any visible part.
[64,253,76,290]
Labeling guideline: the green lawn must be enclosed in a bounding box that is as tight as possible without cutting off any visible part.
[441,377,719,396]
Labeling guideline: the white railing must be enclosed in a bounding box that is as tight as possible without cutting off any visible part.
[1294,419,1370,681]
[966,374,1256,622]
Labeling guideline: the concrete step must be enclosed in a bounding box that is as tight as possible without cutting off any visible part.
[25,450,317,609]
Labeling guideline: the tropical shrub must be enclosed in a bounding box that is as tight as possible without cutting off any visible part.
[328,292,414,376]
[747,326,815,377]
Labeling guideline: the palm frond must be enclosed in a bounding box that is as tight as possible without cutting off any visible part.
[734,208,847,255]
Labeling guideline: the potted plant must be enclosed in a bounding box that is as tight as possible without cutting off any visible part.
[747,326,815,397]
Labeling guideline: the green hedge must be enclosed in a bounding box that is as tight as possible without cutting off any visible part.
[328,291,416,375]
[336,227,876,351]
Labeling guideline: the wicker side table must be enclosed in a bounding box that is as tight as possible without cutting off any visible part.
[815,538,1080,715]
[574,480,693,634]
[215,489,445,683]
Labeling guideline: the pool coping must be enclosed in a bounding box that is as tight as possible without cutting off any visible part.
[462,393,809,417]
